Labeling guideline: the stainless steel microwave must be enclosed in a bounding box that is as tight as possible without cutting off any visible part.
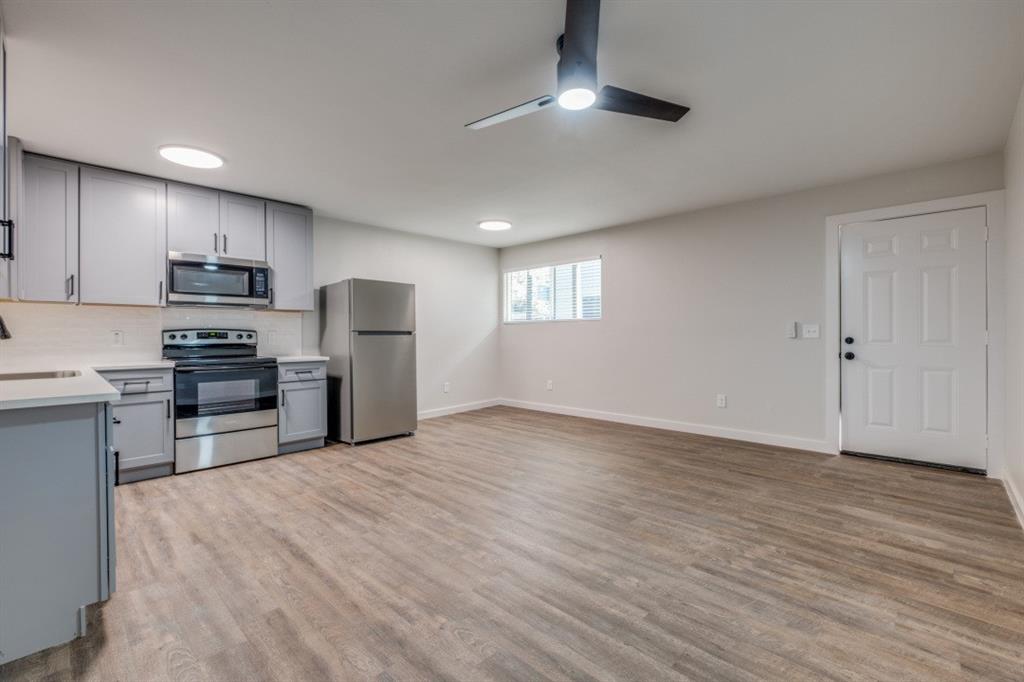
[167,252,271,307]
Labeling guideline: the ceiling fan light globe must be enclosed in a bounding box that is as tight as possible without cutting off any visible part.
[557,88,596,110]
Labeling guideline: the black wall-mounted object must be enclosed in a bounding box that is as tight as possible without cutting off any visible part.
[0,218,13,259]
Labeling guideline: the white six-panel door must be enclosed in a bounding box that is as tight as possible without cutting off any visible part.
[840,206,987,470]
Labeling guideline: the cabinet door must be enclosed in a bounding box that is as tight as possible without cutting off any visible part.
[80,167,166,306]
[20,155,78,302]
[111,393,173,472]
[168,183,220,256]
[279,380,327,443]
[219,192,265,260]
[266,201,313,311]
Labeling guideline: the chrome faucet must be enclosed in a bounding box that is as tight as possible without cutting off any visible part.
[0,314,11,340]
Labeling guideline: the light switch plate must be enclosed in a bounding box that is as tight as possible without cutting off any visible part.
[801,323,820,339]
[786,322,798,339]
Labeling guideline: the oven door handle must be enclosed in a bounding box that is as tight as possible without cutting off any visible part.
[176,364,278,373]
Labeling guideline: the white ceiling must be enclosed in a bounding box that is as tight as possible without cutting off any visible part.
[3,1,1023,247]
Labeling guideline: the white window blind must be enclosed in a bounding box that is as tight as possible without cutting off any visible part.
[504,258,602,322]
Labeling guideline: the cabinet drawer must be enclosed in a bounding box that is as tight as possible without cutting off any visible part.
[98,368,173,394]
[278,362,326,383]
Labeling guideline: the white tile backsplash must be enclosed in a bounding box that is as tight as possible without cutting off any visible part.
[0,301,305,365]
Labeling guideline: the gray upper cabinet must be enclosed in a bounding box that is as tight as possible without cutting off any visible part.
[20,155,78,302]
[219,192,265,261]
[80,167,167,306]
[167,183,220,256]
[267,201,313,311]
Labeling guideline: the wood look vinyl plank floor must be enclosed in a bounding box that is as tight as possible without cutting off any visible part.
[2,406,1023,681]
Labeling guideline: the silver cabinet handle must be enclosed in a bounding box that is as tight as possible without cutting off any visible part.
[158,281,164,304]
[281,388,287,407]
[222,234,228,253]
[66,274,75,299]
[122,380,151,394]
[213,232,218,253]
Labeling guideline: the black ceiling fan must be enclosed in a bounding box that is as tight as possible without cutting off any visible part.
[466,0,689,130]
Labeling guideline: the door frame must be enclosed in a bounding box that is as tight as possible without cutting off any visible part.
[825,191,1006,478]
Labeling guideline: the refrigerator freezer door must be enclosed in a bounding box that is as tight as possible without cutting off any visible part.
[350,279,415,332]
[351,333,417,441]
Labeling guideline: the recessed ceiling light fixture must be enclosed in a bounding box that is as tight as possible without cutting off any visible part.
[158,145,224,169]
[479,220,512,231]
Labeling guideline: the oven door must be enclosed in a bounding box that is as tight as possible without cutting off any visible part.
[167,253,270,307]
[174,363,278,437]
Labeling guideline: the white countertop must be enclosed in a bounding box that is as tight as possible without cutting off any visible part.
[0,355,327,411]
[90,360,176,371]
[0,364,121,411]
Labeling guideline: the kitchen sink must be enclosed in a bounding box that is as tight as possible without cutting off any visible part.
[0,370,81,381]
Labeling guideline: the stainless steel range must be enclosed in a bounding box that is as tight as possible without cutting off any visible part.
[163,328,278,473]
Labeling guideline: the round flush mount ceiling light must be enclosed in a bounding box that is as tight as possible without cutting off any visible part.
[478,220,512,232]
[158,145,224,169]
[557,87,596,111]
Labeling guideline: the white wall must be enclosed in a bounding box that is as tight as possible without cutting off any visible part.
[311,217,500,417]
[499,153,1005,451]
[1004,83,1024,521]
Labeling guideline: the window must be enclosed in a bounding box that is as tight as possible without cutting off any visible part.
[504,258,602,322]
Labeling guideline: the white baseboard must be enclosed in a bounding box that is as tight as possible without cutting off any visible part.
[418,398,501,420]
[496,398,836,454]
[1004,474,1024,533]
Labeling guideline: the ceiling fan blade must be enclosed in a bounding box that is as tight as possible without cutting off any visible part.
[594,85,690,122]
[465,95,556,130]
[558,0,600,92]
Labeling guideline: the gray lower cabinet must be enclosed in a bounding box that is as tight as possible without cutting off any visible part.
[278,362,327,453]
[111,392,174,483]
[0,401,115,665]
[99,368,174,483]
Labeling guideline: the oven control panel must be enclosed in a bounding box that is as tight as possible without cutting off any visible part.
[162,329,257,345]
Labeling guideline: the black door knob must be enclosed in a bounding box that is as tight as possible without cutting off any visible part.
[844,337,854,344]
[843,352,856,360]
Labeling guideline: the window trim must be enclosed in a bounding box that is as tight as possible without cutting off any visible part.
[502,255,603,324]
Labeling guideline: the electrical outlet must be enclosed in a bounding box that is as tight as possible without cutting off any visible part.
[716,394,727,408]
[801,323,820,339]
[111,330,125,346]
[442,382,450,394]
[546,379,554,391]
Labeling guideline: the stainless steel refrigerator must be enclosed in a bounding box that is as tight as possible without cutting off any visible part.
[320,278,417,443]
